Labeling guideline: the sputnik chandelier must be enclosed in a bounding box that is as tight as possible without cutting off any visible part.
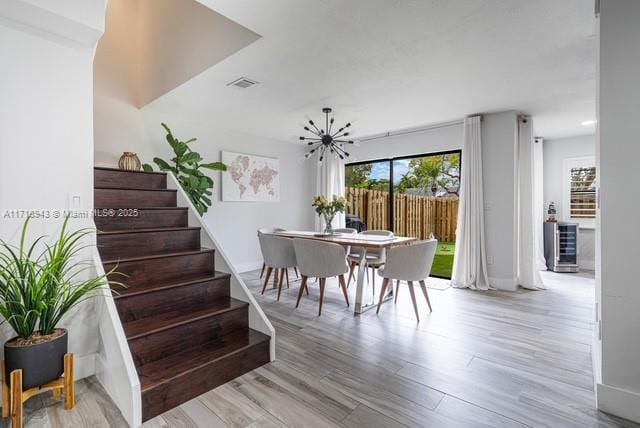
[300,108,354,162]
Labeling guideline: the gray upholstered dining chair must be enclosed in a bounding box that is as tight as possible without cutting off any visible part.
[259,234,297,301]
[333,227,358,258]
[293,238,350,316]
[347,229,394,288]
[376,239,438,321]
[332,228,358,288]
[258,228,285,279]
[334,228,358,234]
[258,228,300,281]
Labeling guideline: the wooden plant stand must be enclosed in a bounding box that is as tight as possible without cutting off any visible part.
[1,353,74,428]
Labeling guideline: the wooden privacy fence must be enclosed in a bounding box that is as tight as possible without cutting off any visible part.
[345,187,459,242]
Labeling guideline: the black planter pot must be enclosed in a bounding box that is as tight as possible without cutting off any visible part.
[4,329,68,390]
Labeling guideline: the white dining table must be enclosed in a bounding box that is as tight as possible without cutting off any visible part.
[273,230,417,314]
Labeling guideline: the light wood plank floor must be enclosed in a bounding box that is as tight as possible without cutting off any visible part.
[9,270,640,427]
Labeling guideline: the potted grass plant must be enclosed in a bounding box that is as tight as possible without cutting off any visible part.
[0,217,115,389]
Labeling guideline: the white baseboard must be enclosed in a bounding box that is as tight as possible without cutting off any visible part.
[597,382,640,423]
[75,353,96,380]
[489,276,518,291]
[235,260,263,273]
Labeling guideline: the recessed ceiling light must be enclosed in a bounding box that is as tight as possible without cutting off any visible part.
[581,120,597,126]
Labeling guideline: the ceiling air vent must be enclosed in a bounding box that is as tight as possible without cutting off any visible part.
[227,77,258,89]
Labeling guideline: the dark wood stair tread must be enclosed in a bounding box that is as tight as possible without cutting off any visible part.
[94,165,269,420]
[123,297,247,340]
[138,329,269,392]
[95,166,167,176]
[95,186,177,192]
[95,207,187,210]
[103,248,214,265]
[98,226,200,236]
[114,271,229,298]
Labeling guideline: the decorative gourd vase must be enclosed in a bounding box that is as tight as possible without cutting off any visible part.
[323,213,335,235]
[118,152,142,171]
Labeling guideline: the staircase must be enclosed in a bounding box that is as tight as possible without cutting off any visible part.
[94,167,270,422]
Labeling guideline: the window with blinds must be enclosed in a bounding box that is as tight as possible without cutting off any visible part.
[570,166,597,218]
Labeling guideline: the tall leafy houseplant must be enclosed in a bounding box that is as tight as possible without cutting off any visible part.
[143,123,227,215]
[0,217,117,389]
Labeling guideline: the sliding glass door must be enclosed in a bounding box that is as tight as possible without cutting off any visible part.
[345,160,391,231]
[345,150,460,278]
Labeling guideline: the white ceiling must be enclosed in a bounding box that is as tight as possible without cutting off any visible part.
[147,0,596,142]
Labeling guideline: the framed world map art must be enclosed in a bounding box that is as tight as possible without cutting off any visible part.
[222,151,280,202]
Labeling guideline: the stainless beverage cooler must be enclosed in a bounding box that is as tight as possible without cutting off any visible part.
[544,222,579,272]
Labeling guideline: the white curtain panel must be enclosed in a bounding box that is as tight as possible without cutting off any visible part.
[533,137,547,271]
[451,116,491,290]
[517,116,545,290]
[315,155,346,231]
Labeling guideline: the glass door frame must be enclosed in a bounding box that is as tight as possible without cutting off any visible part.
[345,148,462,233]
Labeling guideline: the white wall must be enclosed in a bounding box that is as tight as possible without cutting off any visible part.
[93,0,148,166]
[596,0,640,422]
[347,123,463,162]
[481,111,519,290]
[0,0,106,380]
[543,135,596,270]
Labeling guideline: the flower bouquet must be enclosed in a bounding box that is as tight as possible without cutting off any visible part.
[312,195,347,235]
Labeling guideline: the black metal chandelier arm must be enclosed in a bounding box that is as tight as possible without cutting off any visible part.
[333,131,350,139]
[318,146,328,162]
[304,144,323,158]
[331,145,347,160]
[331,127,344,137]
[332,144,347,156]
[333,139,354,144]
[334,144,351,156]
[308,120,322,135]
[303,126,322,137]
[299,135,322,141]
[328,117,334,135]
[331,123,351,137]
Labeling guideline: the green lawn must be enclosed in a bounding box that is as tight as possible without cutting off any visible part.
[431,242,455,278]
